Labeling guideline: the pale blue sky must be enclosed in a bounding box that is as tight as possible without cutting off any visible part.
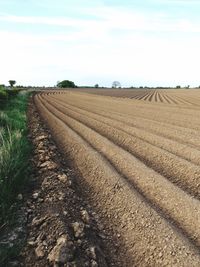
[0,0,200,87]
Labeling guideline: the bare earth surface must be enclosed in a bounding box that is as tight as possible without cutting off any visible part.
[28,89,200,266]
[21,98,117,267]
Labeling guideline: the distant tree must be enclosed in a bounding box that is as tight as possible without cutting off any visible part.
[9,80,16,87]
[57,80,76,88]
[112,81,121,88]
[95,84,99,88]
[176,85,181,89]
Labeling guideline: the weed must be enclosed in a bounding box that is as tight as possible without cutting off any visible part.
[0,93,31,225]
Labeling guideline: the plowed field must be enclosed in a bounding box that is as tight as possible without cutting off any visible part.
[34,89,200,266]
[77,88,200,106]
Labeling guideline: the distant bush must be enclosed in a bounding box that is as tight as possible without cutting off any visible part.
[0,87,21,107]
[7,88,21,97]
[57,80,76,88]
[0,93,31,226]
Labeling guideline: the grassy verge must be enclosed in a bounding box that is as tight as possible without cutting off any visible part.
[0,92,31,264]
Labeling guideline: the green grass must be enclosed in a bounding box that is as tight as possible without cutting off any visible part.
[0,93,31,225]
[0,92,32,266]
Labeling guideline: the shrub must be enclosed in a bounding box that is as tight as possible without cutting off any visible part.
[8,80,16,87]
[0,128,30,222]
[0,86,8,104]
[7,88,21,98]
[0,93,31,224]
[57,80,76,88]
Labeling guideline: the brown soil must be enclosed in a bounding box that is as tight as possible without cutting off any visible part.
[75,88,200,106]
[31,91,200,266]
[20,96,119,267]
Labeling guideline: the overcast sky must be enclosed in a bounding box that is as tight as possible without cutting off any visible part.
[0,0,200,87]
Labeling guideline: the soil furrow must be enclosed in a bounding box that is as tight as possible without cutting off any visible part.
[37,94,200,248]
[35,94,200,267]
[43,95,200,196]
[48,94,200,150]
[157,92,164,103]
[51,92,200,131]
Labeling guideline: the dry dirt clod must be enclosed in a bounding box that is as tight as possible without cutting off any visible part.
[63,211,68,216]
[81,209,90,224]
[40,161,58,170]
[57,173,68,183]
[32,192,39,200]
[31,216,47,227]
[91,259,98,267]
[35,244,45,259]
[27,240,35,246]
[21,99,116,267]
[71,222,85,238]
[47,234,72,264]
[86,246,97,260]
[17,194,23,201]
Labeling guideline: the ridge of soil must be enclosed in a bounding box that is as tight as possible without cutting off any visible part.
[34,91,200,267]
[20,96,115,267]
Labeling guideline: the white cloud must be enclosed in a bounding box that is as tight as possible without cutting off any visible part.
[0,6,200,86]
[1,7,200,33]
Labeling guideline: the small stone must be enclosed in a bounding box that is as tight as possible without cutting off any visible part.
[77,239,82,245]
[63,211,67,216]
[88,246,96,260]
[48,235,71,264]
[71,222,85,238]
[32,192,39,199]
[91,260,98,267]
[31,216,47,227]
[35,244,45,258]
[58,174,68,183]
[47,162,58,170]
[58,192,65,201]
[40,161,49,168]
[17,194,23,200]
[36,135,46,141]
[42,240,48,247]
[28,241,35,246]
[38,149,45,154]
[40,161,57,170]
[80,210,90,224]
